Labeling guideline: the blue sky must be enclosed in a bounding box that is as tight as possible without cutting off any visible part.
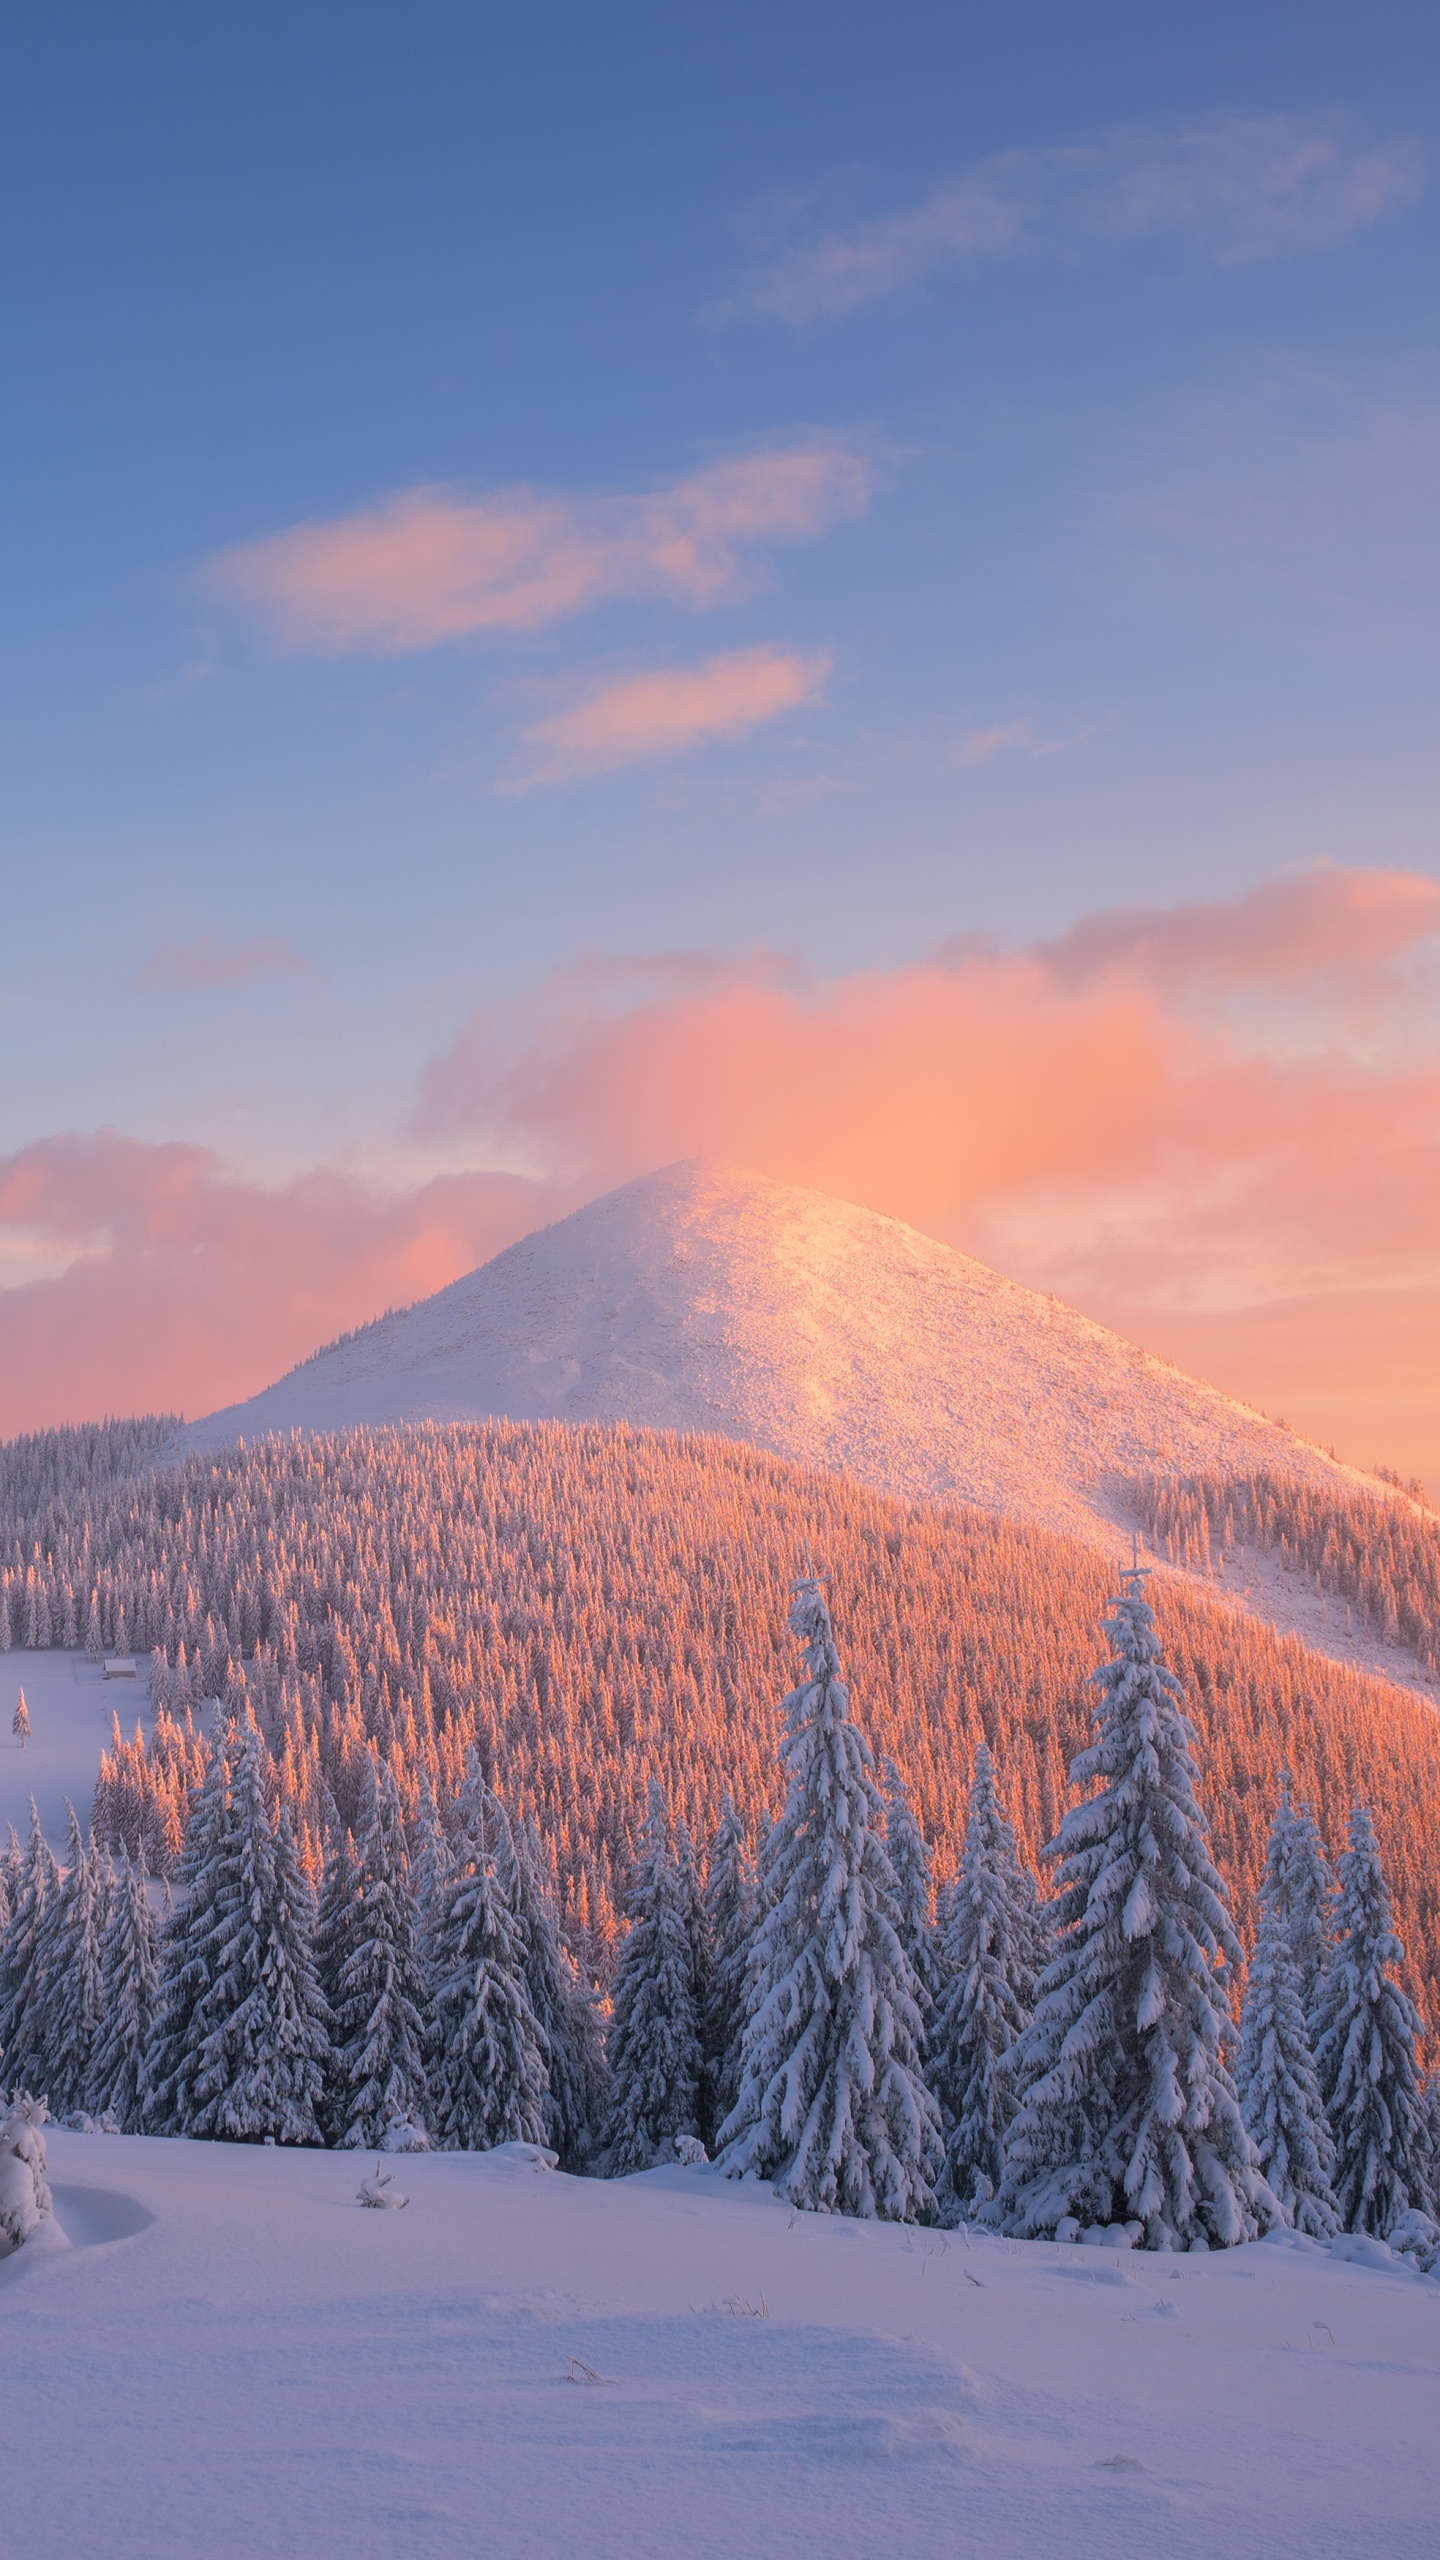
[4,0,1435,1173]
[2,3,1439,1480]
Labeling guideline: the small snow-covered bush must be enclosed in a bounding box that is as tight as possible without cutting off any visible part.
[380,2118,431,2154]
[674,2135,708,2167]
[1387,2210,1440,2275]
[356,2160,409,2210]
[0,2095,53,2249]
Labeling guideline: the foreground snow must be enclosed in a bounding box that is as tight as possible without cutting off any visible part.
[3,2133,1436,2559]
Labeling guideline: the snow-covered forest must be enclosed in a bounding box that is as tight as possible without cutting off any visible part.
[2,1417,1439,2254]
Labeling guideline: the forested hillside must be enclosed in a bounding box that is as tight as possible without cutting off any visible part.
[3,1417,1438,2026]
[1133,1467,1440,1674]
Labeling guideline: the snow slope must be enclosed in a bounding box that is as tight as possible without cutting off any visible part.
[0,1651,150,1854]
[183,1160,1371,1554]
[3,2131,1435,2560]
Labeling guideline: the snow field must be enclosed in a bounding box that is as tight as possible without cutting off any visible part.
[0,1651,146,1852]
[3,2133,1437,2560]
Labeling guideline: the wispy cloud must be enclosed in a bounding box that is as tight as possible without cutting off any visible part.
[728,115,1424,323]
[200,445,871,658]
[951,720,1036,768]
[136,934,315,990]
[513,647,831,786]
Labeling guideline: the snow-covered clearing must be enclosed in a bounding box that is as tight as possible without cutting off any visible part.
[0,1651,146,1851]
[3,2132,1435,2560]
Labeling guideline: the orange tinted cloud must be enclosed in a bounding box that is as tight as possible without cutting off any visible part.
[0,1132,546,1433]
[202,447,870,656]
[5,866,1439,1480]
[516,647,831,783]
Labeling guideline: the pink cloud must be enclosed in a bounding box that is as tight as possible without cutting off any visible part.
[732,117,1424,323]
[515,647,831,783]
[201,446,871,657]
[0,1133,547,1433]
[7,865,1440,1483]
[136,934,315,990]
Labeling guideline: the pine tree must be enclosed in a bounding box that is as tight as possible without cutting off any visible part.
[927,1744,1037,2221]
[700,1795,756,2146]
[89,1852,159,2131]
[145,1722,235,2134]
[409,1771,451,1998]
[1262,1771,1334,2025]
[604,1781,703,2174]
[1237,1872,1338,2239]
[1311,1804,1424,2236]
[330,1752,428,2148]
[425,1818,549,2150]
[502,1813,606,2167]
[35,1804,109,2116]
[12,1690,29,1747]
[996,1569,1273,2247]
[883,1757,945,2029]
[0,1803,61,2097]
[186,1716,331,2143]
[718,1582,939,2220]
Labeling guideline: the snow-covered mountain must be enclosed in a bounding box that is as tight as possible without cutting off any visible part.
[185,1160,1367,1552]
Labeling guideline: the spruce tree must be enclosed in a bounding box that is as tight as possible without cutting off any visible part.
[0,1802,61,2097]
[883,1757,945,2029]
[425,1819,549,2150]
[187,1717,331,2144]
[604,1781,704,2174]
[35,1804,109,2116]
[90,1852,160,2131]
[997,1568,1273,2247]
[1237,1885,1338,2239]
[331,1752,428,2148]
[1311,1804,1424,2236]
[502,1813,606,2167]
[145,1723,233,2133]
[718,1582,939,2221]
[1263,1771,1334,2024]
[928,1744,1036,2221]
[700,1795,756,2146]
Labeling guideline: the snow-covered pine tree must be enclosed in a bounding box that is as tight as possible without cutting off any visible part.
[330,1752,428,2148]
[424,1815,548,2150]
[144,1719,234,2134]
[1262,1771,1334,2026]
[12,1689,30,1747]
[0,1802,61,2096]
[1236,1869,1338,2238]
[718,1582,939,2221]
[185,1715,330,2143]
[604,1780,704,2175]
[927,1743,1037,2222]
[883,1756,945,2031]
[1416,2072,1440,2218]
[409,1770,451,1998]
[89,1851,159,2131]
[501,1813,606,2167]
[1311,1803,1425,2236]
[996,1567,1273,2247]
[34,1803,109,2116]
[700,1794,756,2145]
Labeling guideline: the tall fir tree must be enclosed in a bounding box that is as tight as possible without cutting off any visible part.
[331,1752,429,2148]
[996,1568,1273,2247]
[186,1716,331,2144]
[89,1851,160,2131]
[145,1720,235,2133]
[718,1582,939,2221]
[35,1803,109,2115]
[1311,1804,1424,2236]
[425,1817,549,2150]
[700,1795,756,2146]
[882,1757,945,2030]
[1262,1771,1335,2025]
[927,1744,1037,2221]
[604,1781,704,2175]
[501,1812,606,2167]
[0,1802,62,2097]
[1236,1842,1338,2239]
[409,1770,452,1998]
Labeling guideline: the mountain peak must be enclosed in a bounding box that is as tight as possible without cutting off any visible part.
[184,1159,1359,1551]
